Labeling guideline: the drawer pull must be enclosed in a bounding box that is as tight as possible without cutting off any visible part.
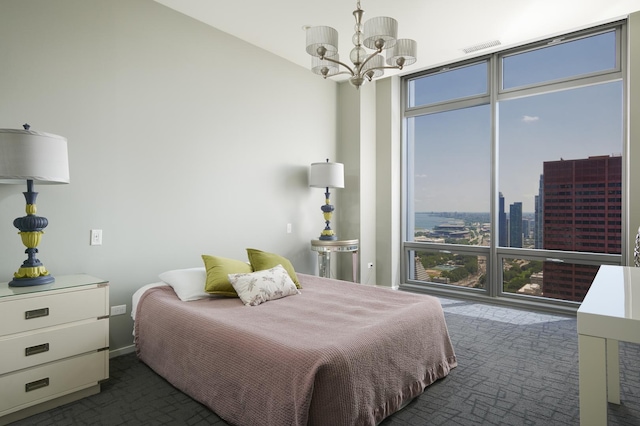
[25,307,49,319]
[25,378,49,392]
[25,343,50,356]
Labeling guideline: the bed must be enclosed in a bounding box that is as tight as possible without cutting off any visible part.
[133,272,457,425]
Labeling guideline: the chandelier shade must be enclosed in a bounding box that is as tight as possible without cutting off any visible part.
[312,55,340,77]
[363,16,398,50]
[362,55,385,78]
[386,39,418,67]
[303,0,417,89]
[305,26,339,58]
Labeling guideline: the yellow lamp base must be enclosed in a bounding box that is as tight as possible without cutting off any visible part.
[14,265,50,279]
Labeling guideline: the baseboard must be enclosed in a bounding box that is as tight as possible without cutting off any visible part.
[109,345,135,358]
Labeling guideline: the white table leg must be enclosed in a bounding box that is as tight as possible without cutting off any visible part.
[579,334,608,426]
[606,338,620,404]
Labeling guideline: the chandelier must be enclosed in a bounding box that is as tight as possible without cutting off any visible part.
[305,0,417,89]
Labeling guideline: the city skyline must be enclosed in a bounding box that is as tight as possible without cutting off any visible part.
[413,155,622,302]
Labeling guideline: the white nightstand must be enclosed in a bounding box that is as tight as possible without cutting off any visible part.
[311,239,359,282]
[0,274,109,425]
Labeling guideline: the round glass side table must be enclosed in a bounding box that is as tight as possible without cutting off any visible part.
[310,239,359,282]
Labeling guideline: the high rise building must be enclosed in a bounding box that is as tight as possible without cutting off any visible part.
[542,155,622,301]
[509,202,523,248]
[534,175,544,249]
[499,192,507,247]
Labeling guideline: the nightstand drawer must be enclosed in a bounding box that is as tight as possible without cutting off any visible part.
[0,286,107,336]
[0,350,108,415]
[0,319,108,375]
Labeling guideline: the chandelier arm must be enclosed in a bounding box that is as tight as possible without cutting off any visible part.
[369,64,406,72]
[321,55,356,77]
[363,64,407,82]
[322,70,354,79]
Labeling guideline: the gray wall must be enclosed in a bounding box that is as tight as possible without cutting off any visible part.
[0,0,338,353]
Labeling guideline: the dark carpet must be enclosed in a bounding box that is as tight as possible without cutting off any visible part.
[10,298,640,425]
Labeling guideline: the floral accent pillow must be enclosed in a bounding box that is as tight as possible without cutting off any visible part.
[228,264,300,306]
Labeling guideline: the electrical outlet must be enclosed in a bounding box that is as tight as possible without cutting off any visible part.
[286,223,292,234]
[110,305,126,316]
[90,229,103,246]
[367,262,374,269]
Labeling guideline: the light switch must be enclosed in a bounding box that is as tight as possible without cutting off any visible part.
[90,229,103,246]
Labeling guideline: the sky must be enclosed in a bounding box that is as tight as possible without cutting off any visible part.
[410,30,622,214]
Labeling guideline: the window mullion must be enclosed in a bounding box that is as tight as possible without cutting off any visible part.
[490,54,500,298]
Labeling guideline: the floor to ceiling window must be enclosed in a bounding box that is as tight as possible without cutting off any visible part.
[402,22,625,310]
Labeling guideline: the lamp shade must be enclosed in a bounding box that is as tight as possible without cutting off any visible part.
[363,16,398,50]
[0,128,69,184]
[362,54,385,79]
[306,26,339,58]
[386,38,417,67]
[311,55,341,77]
[309,161,344,189]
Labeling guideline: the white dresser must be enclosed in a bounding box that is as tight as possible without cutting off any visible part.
[0,274,109,425]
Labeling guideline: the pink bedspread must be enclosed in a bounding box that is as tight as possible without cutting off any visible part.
[135,273,456,426]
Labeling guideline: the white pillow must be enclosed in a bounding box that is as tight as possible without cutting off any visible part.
[158,267,211,301]
[228,264,300,306]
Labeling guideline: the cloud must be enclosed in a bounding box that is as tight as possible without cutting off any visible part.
[522,115,540,123]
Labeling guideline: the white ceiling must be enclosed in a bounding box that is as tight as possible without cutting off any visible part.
[154,0,640,81]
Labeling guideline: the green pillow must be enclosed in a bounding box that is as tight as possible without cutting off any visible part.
[201,255,253,296]
[246,248,301,289]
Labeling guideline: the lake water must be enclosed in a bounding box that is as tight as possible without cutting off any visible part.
[414,213,457,231]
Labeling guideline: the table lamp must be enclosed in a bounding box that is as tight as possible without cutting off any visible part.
[309,159,344,241]
[0,124,70,287]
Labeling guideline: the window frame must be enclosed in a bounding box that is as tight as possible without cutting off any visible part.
[400,21,627,312]
[499,27,622,95]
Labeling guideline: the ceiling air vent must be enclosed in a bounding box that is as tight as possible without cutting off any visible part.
[462,40,501,54]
